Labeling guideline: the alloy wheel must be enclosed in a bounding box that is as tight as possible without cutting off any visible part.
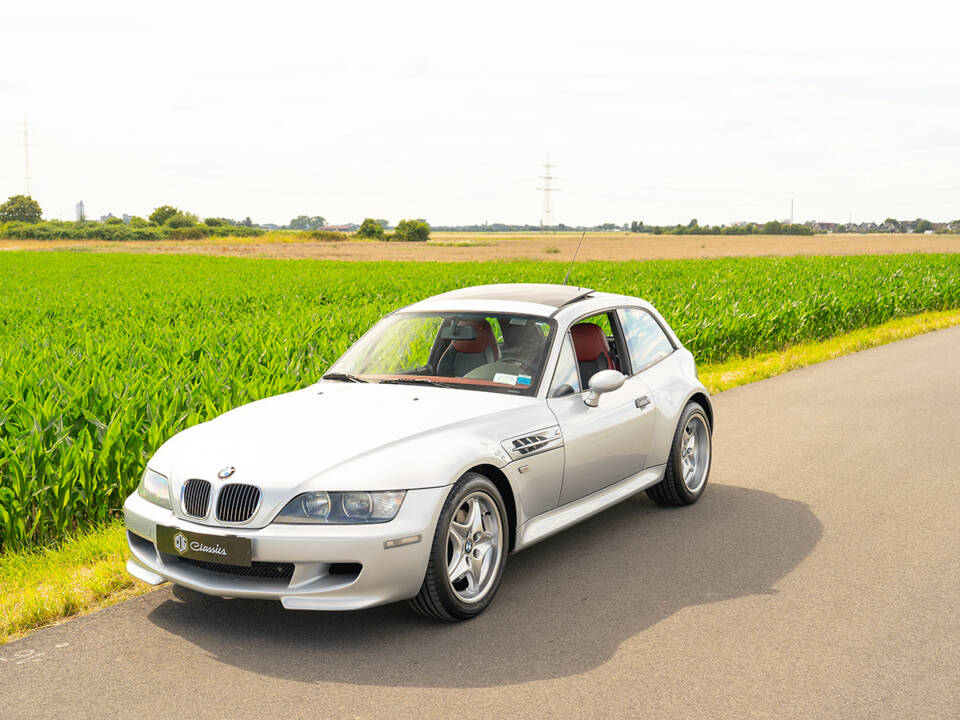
[680,414,711,493]
[446,491,503,603]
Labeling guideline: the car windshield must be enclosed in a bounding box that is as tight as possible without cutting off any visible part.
[326,312,554,395]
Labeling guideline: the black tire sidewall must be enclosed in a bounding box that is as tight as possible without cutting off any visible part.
[430,473,509,618]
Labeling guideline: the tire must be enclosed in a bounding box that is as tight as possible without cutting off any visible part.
[646,402,712,507]
[409,472,509,621]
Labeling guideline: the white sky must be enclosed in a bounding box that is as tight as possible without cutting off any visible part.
[1,0,958,226]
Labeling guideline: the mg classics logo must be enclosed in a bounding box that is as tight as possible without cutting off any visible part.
[173,532,188,554]
[172,531,227,557]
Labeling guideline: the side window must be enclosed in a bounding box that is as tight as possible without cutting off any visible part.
[549,334,581,397]
[578,313,613,336]
[619,308,673,373]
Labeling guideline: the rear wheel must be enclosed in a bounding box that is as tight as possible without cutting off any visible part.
[409,472,508,621]
[646,402,712,506]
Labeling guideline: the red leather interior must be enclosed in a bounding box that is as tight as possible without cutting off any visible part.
[571,323,613,368]
[451,319,500,360]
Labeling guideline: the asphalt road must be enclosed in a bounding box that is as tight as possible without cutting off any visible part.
[3,328,959,719]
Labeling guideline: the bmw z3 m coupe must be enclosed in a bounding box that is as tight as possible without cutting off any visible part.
[124,284,714,620]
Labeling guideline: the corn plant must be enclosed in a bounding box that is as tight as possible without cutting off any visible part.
[2,251,960,551]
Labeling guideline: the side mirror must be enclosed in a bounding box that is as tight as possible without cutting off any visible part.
[584,369,625,407]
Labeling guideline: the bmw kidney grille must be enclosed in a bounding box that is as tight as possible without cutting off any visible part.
[181,479,212,518]
[216,483,262,523]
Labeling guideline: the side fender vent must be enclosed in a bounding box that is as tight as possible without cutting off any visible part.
[502,426,563,461]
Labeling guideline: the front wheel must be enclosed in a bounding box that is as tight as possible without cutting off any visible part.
[409,472,508,621]
[646,402,712,506]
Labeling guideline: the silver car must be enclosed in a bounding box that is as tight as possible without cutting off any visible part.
[124,283,713,620]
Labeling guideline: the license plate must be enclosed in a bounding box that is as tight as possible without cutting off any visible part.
[156,525,252,567]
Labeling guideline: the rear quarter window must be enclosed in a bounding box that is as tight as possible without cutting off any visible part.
[618,308,673,373]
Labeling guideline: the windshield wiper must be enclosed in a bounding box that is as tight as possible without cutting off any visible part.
[377,377,452,388]
[321,372,368,383]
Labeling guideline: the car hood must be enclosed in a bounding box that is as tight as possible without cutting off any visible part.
[155,381,535,492]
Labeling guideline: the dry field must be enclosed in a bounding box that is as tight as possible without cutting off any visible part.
[2,231,958,261]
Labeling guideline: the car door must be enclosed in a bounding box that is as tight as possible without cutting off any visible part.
[546,312,659,506]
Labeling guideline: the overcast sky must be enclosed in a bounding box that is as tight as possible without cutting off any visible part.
[2,0,958,226]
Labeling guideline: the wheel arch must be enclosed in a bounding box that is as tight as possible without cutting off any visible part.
[687,391,714,432]
[467,463,518,552]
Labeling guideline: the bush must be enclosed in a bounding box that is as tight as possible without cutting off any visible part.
[302,230,348,242]
[129,216,148,228]
[390,219,430,242]
[203,217,224,226]
[104,217,123,225]
[167,226,209,240]
[166,212,198,229]
[356,218,385,239]
[149,206,180,225]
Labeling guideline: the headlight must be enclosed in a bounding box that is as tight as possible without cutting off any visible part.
[274,490,406,524]
[137,468,172,509]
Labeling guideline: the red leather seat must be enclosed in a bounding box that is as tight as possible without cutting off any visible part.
[570,323,613,386]
[438,319,500,377]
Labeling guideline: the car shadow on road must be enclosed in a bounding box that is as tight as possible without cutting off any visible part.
[147,484,821,688]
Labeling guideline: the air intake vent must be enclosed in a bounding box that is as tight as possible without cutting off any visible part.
[513,435,552,455]
[216,483,262,523]
[180,557,294,580]
[502,425,563,461]
[181,479,211,518]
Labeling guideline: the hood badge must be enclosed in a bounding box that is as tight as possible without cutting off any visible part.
[217,466,236,479]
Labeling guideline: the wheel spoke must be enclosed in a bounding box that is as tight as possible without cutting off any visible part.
[469,547,486,587]
[450,513,470,541]
[465,498,484,539]
[447,525,464,558]
[449,553,470,583]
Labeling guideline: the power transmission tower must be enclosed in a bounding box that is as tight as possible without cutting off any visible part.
[23,117,32,196]
[537,154,559,227]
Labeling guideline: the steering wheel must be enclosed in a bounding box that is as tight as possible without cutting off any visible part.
[503,357,537,376]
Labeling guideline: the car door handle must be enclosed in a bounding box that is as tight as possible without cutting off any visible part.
[635,396,651,409]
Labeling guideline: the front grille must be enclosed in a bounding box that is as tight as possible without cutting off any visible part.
[180,557,294,579]
[216,483,261,523]
[182,479,211,518]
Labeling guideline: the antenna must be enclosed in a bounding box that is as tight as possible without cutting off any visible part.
[536,153,559,227]
[23,116,32,196]
[562,231,586,286]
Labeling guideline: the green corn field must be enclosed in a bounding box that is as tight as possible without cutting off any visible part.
[2,251,960,552]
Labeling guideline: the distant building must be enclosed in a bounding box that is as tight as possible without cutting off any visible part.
[75,201,85,222]
[319,224,358,232]
[99,213,115,222]
[122,214,133,224]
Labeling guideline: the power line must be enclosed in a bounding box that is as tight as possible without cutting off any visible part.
[536,153,559,227]
[23,116,32,196]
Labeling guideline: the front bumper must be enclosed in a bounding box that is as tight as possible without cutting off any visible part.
[123,486,449,610]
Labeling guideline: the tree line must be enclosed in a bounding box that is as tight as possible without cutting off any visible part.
[0,196,432,242]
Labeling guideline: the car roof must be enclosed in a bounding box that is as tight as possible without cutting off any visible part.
[399,284,666,327]
[419,283,594,308]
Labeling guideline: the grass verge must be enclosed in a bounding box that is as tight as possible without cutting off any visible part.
[698,308,960,392]
[0,522,153,645]
[3,307,960,645]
